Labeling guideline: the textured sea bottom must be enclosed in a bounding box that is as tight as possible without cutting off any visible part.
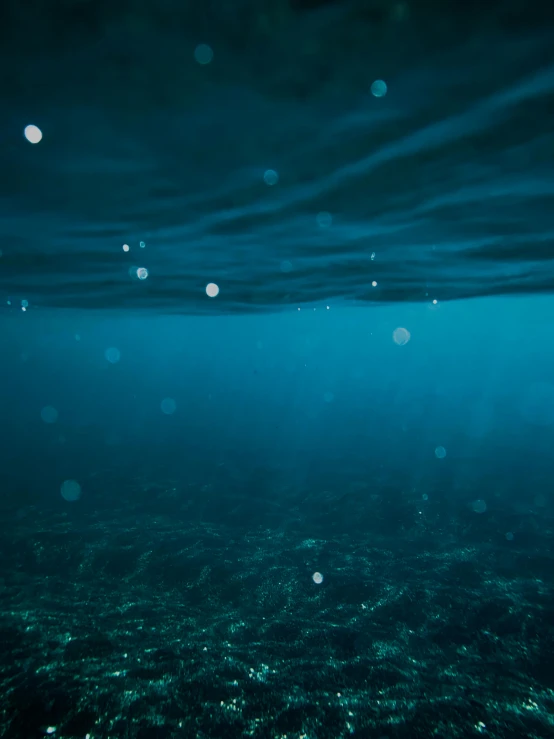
[0,482,553,739]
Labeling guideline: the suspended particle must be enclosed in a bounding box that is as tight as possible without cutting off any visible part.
[392,327,410,346]
[264,169,279,186]
[195,44,214,65]
[24,124,42,143]
[371,80,387,98]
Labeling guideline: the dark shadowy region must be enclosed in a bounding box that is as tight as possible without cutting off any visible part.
[0,1,553,313]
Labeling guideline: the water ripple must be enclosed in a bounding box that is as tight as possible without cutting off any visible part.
[1,1,553,313]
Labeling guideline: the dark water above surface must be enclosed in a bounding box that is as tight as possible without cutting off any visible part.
[1,0,554,312]
[2,2,554,739]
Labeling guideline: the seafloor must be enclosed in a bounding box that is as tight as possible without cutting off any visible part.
[1,476,553,739]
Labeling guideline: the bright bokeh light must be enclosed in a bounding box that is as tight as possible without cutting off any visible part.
[24,125,42,143]
[371,280,378,287]
[393,327,411,346]
[61,479,82,502]
[206,283,219,297]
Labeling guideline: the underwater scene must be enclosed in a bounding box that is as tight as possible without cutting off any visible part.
[1,1,554,737]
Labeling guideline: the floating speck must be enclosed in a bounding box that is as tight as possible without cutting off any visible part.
[392,327,410,346]
[105,347,121,364]
[316,211,332,228]
[264,169,279,186]
[280,260,292,273]
[206,283,219,298]
[61,479,82,502]
[472,499,487,514]
[194,44,214,65]
[139,241,146,248]
[161,397,177,415]
[371,80,387,98]
[41,406,59,424]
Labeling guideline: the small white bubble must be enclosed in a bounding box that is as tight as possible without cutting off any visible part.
[264,169,279,186]
[24,124,42,143]
[161,397,177,415]
[194,44,214,65]
[312,572,324,584]
[206,283,219,297]
[316,211,332,228]
[372,280,378,287]
[122,244,130,252]
[136,267,148,280]
[139,241,146,248]
[105,347,121,364]
[435,446,446,459]
[61,479,82,502]
[41,406,59,424]
[371,80,387,98]
[432,299,438,305]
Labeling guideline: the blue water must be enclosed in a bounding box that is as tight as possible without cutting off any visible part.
[1,2,554,738]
